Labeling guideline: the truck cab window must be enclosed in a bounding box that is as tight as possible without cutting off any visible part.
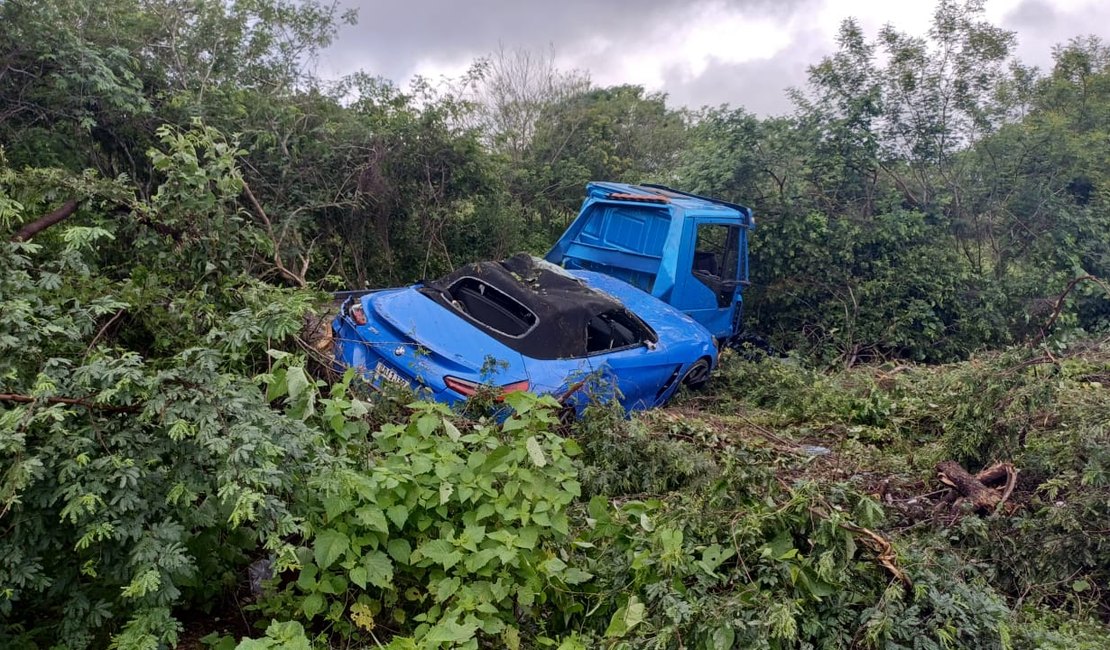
[691,224,741,308]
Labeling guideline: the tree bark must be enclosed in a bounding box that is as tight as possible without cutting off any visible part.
[975,462,1015,487]
[936,460,1000,513]
[11,198,79,241]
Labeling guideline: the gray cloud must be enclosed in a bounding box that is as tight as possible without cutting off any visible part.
[1001,0,1110,71]
[657,27,829,115]
[1004,0,1060,30]
[321,0,1110,115]
[323,0,818,87]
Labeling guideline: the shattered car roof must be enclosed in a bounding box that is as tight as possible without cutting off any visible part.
[420,253,652,360]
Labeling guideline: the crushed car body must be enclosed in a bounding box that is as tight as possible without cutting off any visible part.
[332,254,717,413]
[332,182,753,413]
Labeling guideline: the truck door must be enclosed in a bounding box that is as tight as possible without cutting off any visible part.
[674,221,744,340]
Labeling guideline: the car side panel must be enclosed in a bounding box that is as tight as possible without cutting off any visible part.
[587,344,680,410]
[571,270,718,410]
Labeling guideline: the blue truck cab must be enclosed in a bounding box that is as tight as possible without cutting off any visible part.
[545,182,754,342]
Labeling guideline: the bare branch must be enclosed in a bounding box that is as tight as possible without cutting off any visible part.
[242,181,308,287]
[0,393,140,413]
[11,199,79,241]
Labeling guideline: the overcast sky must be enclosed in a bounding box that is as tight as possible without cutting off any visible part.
[319,0,1110,115]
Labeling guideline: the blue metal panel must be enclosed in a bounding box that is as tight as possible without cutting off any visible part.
[332,268,716,414]
[547,181,754,340]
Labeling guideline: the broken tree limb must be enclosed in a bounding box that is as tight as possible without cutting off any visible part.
[0,393,141,413]
[242,181,309,287]
[936,460,1000,514]
[975,462,1016,488]
[11,198,79,241]
[997,465,1019,509]
[808,505,911,587]
[1030,275,1110,347]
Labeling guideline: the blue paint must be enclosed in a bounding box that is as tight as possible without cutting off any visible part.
[332,270,716,414]
[546,182,753,341]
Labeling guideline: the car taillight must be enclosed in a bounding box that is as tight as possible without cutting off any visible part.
[444,376,529,400]
[350,303,367,325]
[499,380,530,396]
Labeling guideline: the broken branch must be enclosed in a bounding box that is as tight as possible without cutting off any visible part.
[11,198,79,241]
[0,393,140,413]
[242,181,308,287]
[936,460,1002,514]
[1030,275,1110,346]
[974,462,1016,487]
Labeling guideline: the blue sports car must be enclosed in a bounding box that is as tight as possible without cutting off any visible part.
[332,254,717,413]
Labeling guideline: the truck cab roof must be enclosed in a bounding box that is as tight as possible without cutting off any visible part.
[546,182,754,340]
[583,182,754,225]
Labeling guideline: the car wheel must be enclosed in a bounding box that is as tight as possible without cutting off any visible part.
[681,358,712,390]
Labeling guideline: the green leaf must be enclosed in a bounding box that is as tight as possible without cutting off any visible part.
[362,550,394,589]
[434,576,461,602]
[443,418,462,441]
[296,565,317,591]
[349,566,368,589]
[418,539,462,569]
[386,504,409,529]
[525,436,547,467]
[416,413,439,436]
[313,530,349,570]
[542,557,567,574]
[287,366,311,401]
[323,496,353,520]
[604,595,646,638]
[502,391,533,414]
[515,526,539,549]
[423,617,480,645]
[464,548,499,572]
[356,506,390,533]
[387,538,412,564]
[711,625,736,650]
[563,567,593,585]
[302,592,325,619]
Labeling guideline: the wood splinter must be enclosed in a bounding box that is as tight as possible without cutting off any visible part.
[935,460,1018,514]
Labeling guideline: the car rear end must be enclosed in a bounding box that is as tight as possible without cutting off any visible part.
[332,287,530,405]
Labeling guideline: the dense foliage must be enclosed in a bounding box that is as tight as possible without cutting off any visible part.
[2,0,1109,648]
[3,0,1108,361]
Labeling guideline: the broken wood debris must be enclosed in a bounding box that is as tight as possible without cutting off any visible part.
[935,461,1018,514]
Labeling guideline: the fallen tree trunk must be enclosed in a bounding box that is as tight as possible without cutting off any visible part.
[936,460,1000,514]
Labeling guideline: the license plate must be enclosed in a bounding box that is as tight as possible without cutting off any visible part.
[373,361,409,387]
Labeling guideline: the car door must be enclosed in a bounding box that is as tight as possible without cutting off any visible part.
[589,345,678,411]
[584,310,679,411]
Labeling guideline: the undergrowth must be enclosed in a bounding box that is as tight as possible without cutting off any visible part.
[668,344,1110,646]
